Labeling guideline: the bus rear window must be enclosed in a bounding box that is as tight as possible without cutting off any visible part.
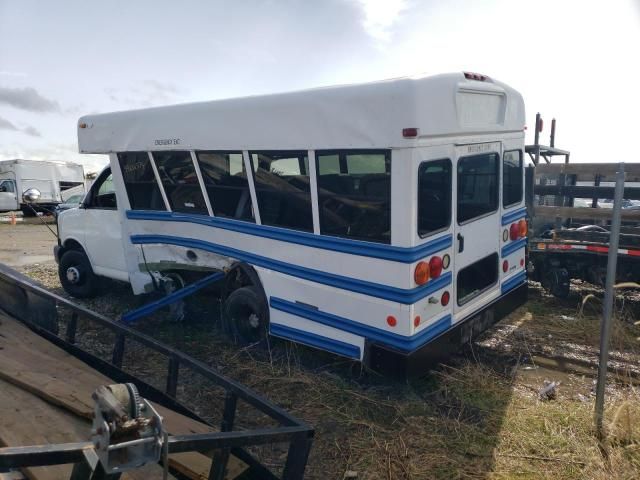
[316,150,391,244]
[503,150,523,207]
[153,151,209,215]
[250,151,313,232]
[457,153,499,223]
[196,152,254,222]
[418,159,451,237]
[118,152,166,211]
[457,252,498,305]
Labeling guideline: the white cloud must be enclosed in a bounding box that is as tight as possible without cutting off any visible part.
[357,0,407,43]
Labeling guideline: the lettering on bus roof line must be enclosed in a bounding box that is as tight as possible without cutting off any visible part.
[154,138,181,146]
[462,142,500,154]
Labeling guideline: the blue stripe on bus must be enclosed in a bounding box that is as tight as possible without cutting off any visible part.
[501,237,527,257]
[270,323,361,359]
[501,271,527,294]
[126,210,452,263]
[121,271,224,324]
[501,207,527,226]
[130,234,453,304]
[270,297,452,353]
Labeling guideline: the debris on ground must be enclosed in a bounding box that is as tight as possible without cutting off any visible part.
[538,380,560,401]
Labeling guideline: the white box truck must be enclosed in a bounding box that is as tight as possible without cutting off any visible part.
[0,159,85,215]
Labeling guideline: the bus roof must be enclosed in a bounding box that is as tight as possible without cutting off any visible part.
[78,72,525,154]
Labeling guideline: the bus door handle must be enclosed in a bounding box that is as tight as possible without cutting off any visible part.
[457,233,464,253]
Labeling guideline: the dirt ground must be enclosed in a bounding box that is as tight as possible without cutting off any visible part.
[3,223,640,479]
[0,222,57,267]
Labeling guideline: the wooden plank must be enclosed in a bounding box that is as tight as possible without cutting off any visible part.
[536,162,640,182]
[0,314,247,479]
[0,379,174,480]
[534,205,640,221]
[0,313,211,433]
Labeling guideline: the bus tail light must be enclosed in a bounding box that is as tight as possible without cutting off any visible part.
[387,315,397,327]
[509,223,519,241]
[518,219,528,237]
[414,261,430,285]
[402,128,418,138]
[429,256,443,279]
[502,260,509,273]
[441,291,450,306]
[414,316,421,327]
[464,72,488,81]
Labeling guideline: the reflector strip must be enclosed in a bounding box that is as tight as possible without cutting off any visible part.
[533,243,640,257]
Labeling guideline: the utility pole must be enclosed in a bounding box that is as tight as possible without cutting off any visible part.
[594,163,625,438]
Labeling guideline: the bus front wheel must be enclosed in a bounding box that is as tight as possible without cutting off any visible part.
[223,285,268,344]
[58,250,100,298]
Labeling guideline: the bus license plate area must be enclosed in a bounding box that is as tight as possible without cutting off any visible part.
[460,308,495,345]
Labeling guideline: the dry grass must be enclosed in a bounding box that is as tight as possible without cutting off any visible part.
[16,264,640,479]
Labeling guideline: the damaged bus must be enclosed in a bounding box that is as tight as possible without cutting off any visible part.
[55,72,528,375]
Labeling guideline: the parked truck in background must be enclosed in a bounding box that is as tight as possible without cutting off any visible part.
[0,159,85,215]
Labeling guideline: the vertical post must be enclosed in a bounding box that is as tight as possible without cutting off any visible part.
[282,433,313,480]
[66,312,78,344]
[533,113,541,166]
[208,392,238,480]
[591,174,601,209]
[166,357,180,398]
[112,333,126,368]
[550,118,556,148]
[594,163,625,438]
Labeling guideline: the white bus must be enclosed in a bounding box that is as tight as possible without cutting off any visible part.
[56,72,528,375]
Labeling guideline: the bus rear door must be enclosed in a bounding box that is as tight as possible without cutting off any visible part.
[453,142,502,320]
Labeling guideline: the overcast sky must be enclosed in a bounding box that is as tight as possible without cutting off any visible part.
[1,0,639,172]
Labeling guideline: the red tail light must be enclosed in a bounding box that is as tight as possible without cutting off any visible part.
[441,291,450,306]
[414,316,421,327]
[518,219,528,237]
[509,223,519,241]
[429,256,443,279]
[414,261,430,285]
[387,315,397,327]
[502,260,509,273]
[402,127,418,138]
[464,72,488,81]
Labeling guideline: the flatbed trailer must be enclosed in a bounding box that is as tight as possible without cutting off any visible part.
[0,263,313,479]
[524,118,640,297]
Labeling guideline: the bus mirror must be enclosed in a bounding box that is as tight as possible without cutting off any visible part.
[23,188,41,203]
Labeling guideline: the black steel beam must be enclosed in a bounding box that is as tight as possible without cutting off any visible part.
[167,426,312,453]
[0,263,310,430]
[0,442,92,468]
[534,184,640,200]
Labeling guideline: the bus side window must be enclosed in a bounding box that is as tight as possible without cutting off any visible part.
[503,150,523,207]
[418,159,452,237]
[118,152,166,211]
[316,150,391,244]
[196,151,255,222]
[249,151,313,232]
[153,151,208,215]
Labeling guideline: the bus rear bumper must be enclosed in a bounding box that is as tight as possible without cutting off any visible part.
[364,282,528,378]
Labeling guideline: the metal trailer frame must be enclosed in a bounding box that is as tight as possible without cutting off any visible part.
[525,113,570,166]
[524,154,640,295]
[0,263,314,480]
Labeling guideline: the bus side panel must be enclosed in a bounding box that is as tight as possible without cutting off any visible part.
[257,266,411,347]
[499,136,527,295]
[410,144,456,332]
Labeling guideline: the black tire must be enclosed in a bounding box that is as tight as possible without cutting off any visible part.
[58,250,100,298]
[542,267,570,299]
[223,285,268,344]
[20,205,37,217]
